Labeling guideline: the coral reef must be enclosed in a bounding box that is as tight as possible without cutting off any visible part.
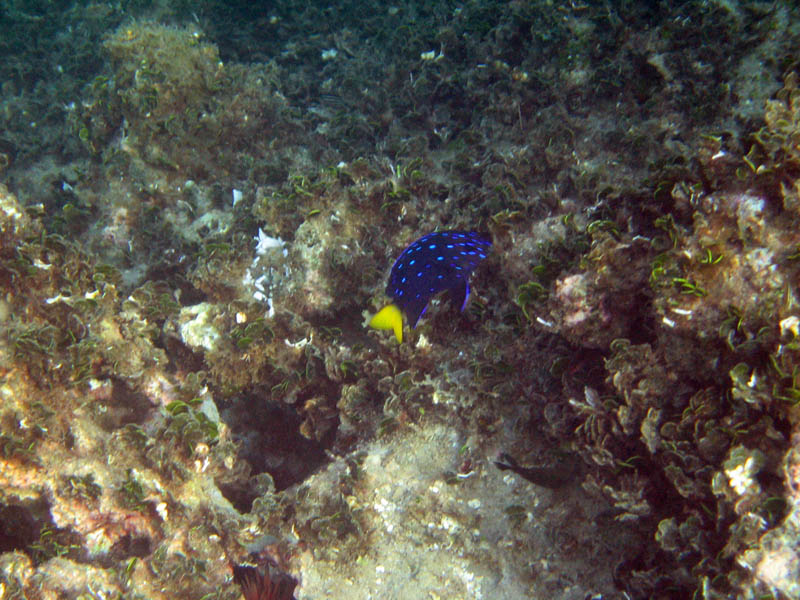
[2,2,800,599]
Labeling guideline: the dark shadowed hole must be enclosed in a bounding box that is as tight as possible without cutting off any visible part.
[218,396,330,513]
[101,534,152,567]
[94,380,153,431]
[161,331,206,374]
[0,504,40,554]
[0,500,87,565]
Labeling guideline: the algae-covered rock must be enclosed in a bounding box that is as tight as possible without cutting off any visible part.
[730,435,800,599]
[546,235,652,349]
[4,2,800,599]
[0,184,40,246]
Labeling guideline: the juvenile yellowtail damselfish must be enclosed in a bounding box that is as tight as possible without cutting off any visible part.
[369,230,491,343]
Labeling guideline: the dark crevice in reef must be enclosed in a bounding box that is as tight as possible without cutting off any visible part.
[0,498,153,567]
[102,533,153,567]
[0,503,40,555]
[95,379,154,431]
[161,333,207,375]
[218,395,332,513]
[0,500,87,566]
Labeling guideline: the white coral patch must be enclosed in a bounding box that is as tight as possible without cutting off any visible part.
[178,303,220,353]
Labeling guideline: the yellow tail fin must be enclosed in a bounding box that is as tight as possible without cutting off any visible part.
[368,304,403,343]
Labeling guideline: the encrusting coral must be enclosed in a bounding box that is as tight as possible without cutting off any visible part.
[2,3,800,600]
[523,67,800,598]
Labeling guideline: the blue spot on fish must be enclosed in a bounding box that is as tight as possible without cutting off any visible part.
[386,230,492,327]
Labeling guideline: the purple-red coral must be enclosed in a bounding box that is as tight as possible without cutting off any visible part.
[232,564,298,600]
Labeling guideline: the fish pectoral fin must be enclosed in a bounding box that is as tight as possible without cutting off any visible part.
[368,304,404,343]
[449,279,470,312]
[493,452,519,471]
[403,296,432,329]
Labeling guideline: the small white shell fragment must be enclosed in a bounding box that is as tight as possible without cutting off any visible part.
[780,316,800,338]
[254,228,285,255]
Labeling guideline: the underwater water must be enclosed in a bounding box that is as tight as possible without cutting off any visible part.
[1,1,800,598]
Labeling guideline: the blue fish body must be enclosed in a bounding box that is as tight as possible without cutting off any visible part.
[387,230,491,327]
